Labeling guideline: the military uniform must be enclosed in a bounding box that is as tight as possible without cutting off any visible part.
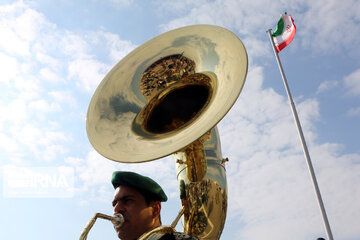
[159,232,198,240]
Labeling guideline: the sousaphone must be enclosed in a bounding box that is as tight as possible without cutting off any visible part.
[82,25,248,240]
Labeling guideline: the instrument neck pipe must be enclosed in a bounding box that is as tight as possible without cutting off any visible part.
[79,213,124,240]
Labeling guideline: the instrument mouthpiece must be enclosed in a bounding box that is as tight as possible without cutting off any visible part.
[112,213,124,227]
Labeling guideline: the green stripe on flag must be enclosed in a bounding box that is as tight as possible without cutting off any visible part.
[272,16,284,37]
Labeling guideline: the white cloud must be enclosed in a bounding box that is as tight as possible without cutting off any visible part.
[296,98,320,133]
[39,67,63,83]
[2,98,29,124]
[309,143,360,239]
[8,124,70,162]
[158,0,288,37]
[227,153,326,239]
[242,37,272,61]
[60,32,91,59]
[100,31,137,63]
[0,1,138,95]
[9,124,41,152]
[347,106,360,116]
[65,150,178,202]
[0,2,55,57]
[154,0,208,17]
[28,99,61,112]
[300,0,360,55]
[158,0,360,56]
[60,29,138,92]
[20,61,37,75]
[68,58,110,92]
[219,65,320,156]
[0,52,18,84]
[40,144,68,162]
[64,156,85,167]
[159,1,220,32]
[317,80,339,94]
[0,21,31,56]
[212,64,360,239]
[36,52,61,70]
[0,1,140,166]
[0,92,70,162]
[108,0,134,7]
[13,8,53,42]
[49,90,76,104]
[344,68,360,97]
[0,132,19,154]
[13,75,41,93]
[0,0,26,14]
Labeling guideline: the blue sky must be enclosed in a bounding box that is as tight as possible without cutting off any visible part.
[0,0,359,239]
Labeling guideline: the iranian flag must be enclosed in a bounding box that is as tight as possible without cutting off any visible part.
[272,13,296,52]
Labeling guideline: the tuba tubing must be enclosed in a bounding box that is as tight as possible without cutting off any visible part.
[79,213,124,240]
[175,127,227,239]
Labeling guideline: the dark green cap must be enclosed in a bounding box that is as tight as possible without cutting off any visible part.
[111,171,168,202]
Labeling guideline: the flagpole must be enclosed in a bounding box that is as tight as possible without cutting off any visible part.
[266,29,334,240]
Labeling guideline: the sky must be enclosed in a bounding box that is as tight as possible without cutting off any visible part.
[0,0,359,239]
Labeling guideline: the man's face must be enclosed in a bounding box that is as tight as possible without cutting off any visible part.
[112,185,160,240]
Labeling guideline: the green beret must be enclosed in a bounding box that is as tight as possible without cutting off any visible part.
[111,171,168,202]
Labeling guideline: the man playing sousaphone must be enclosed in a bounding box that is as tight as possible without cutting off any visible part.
[111,171,198,240]
[83,25,248,240]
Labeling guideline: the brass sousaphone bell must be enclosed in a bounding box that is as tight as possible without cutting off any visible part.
[83,25,248,240]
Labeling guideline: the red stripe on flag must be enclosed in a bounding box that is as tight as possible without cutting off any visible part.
[275,16,296,52]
